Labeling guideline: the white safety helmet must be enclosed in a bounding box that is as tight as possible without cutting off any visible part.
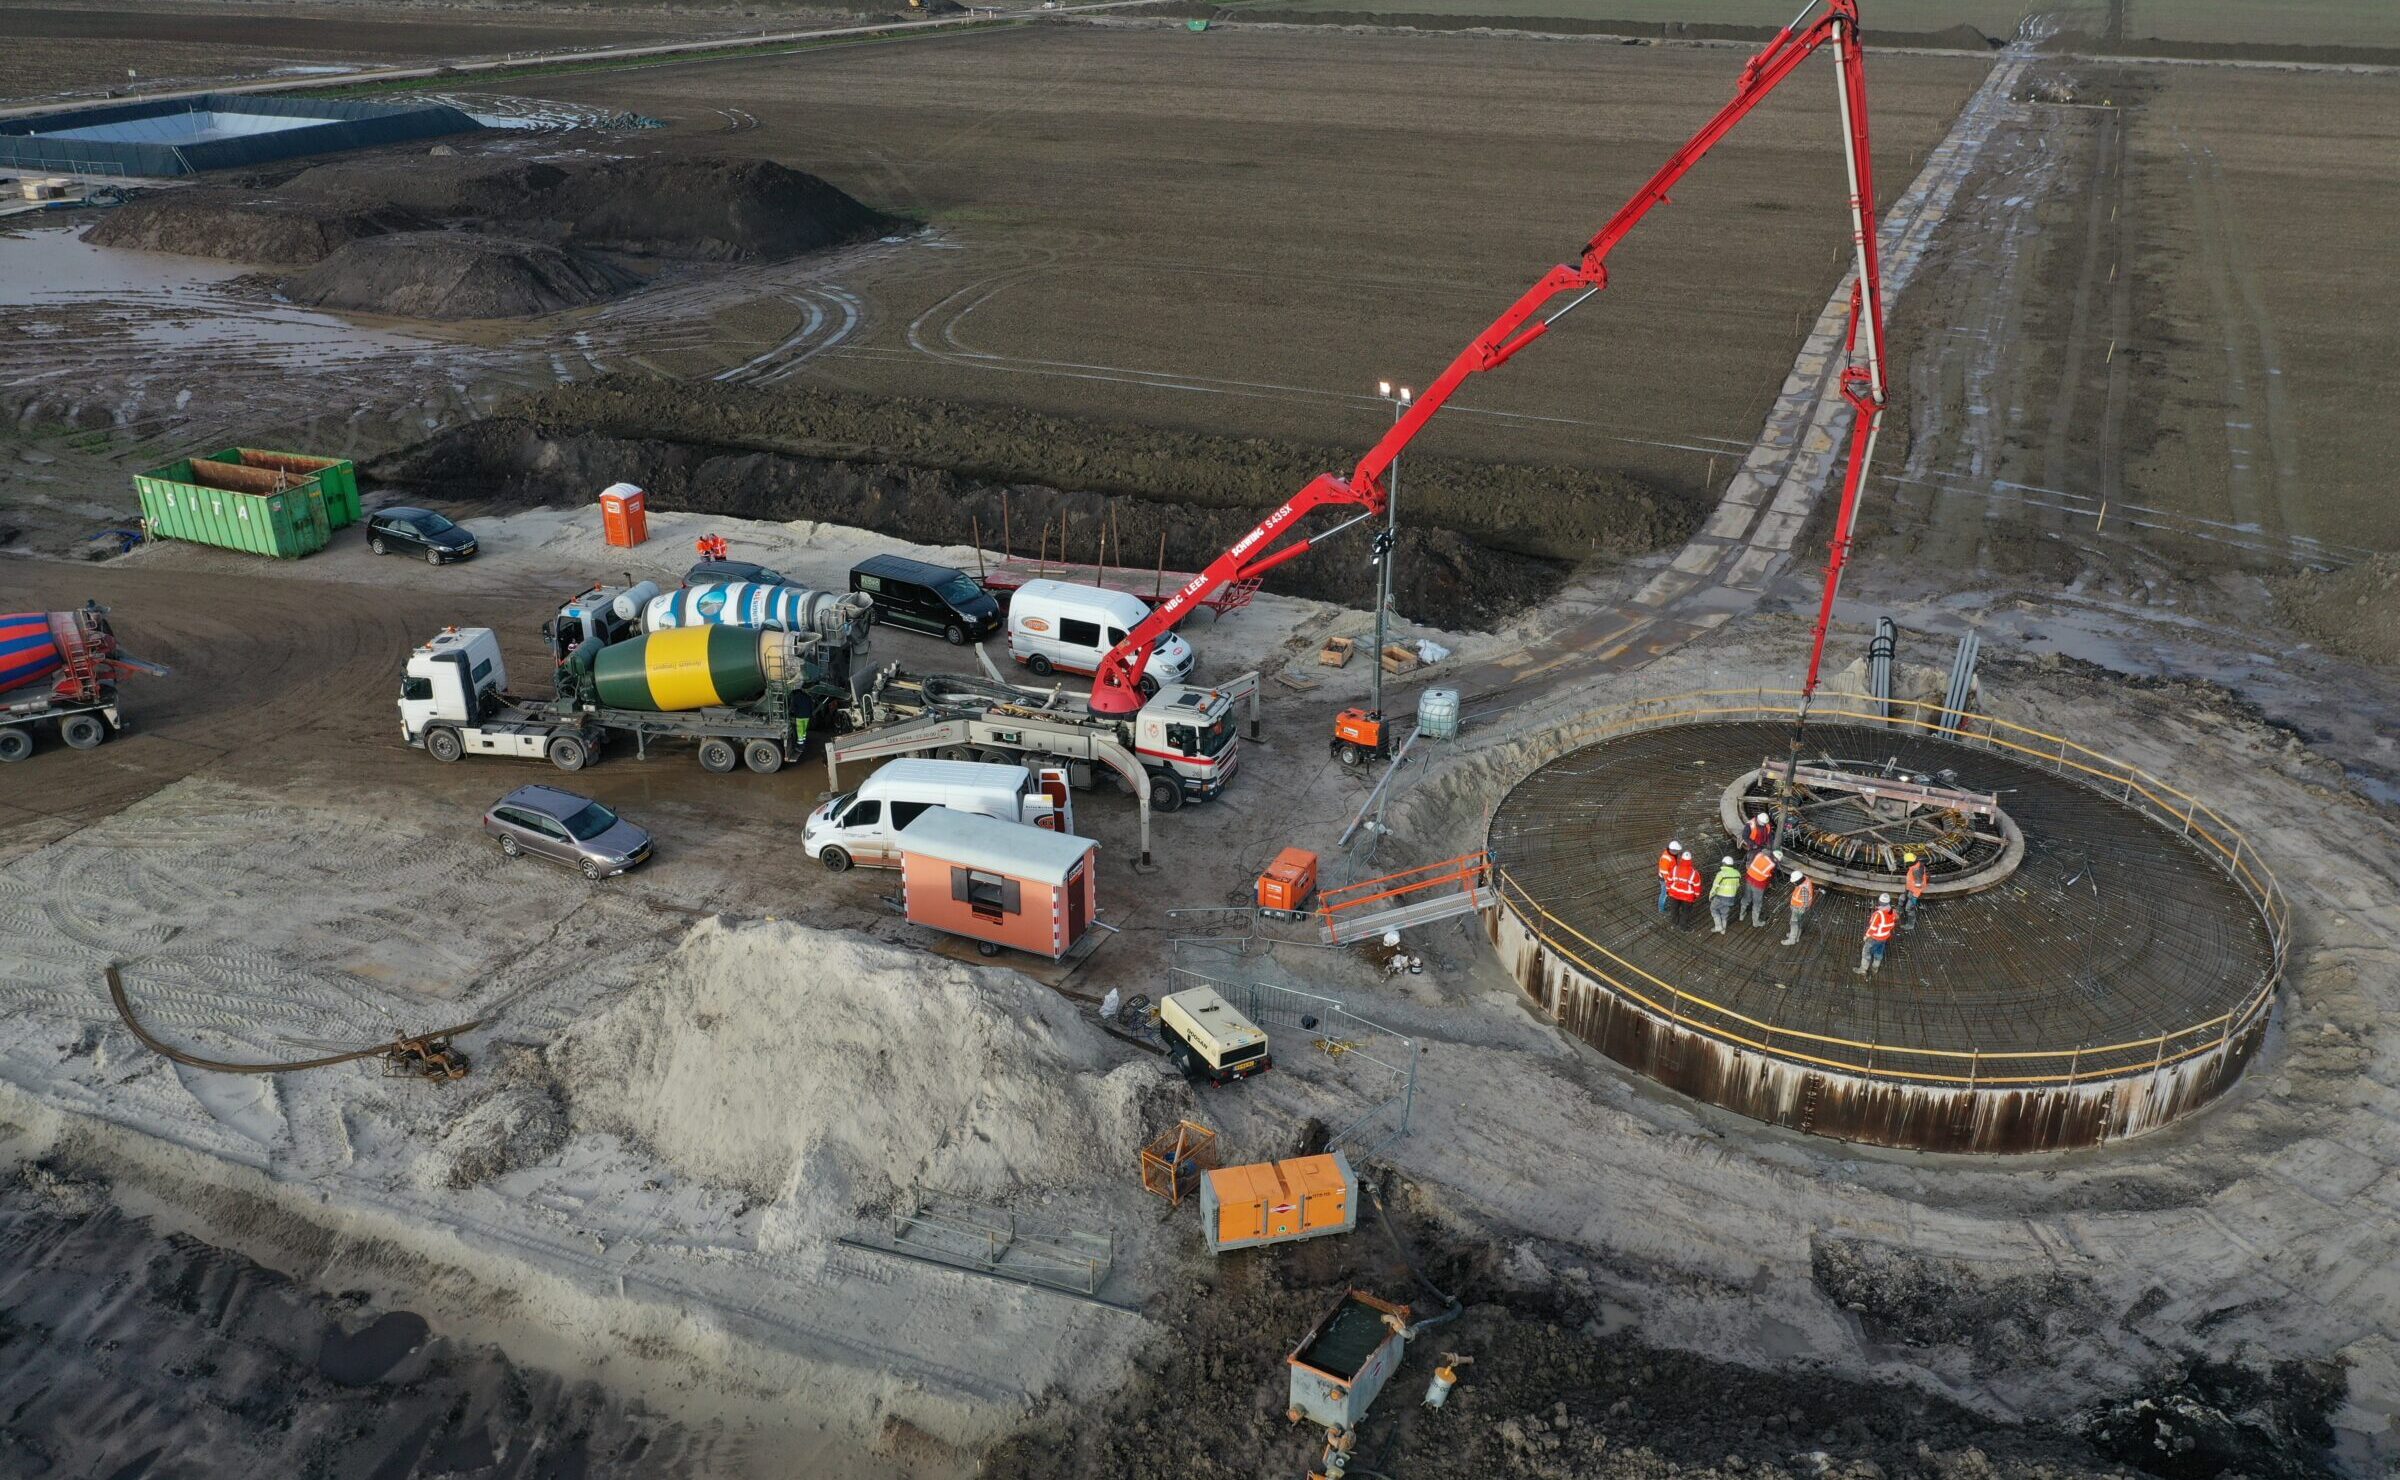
[1668,840,1682,853]
[1789,869,1806,882]
[1878,893,1893,904]
[1753,813,1768,827]
[1771,849,1785,863]
[1722,855,1736,866]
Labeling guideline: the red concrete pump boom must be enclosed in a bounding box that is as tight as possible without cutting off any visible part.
[1086,0,1888,718]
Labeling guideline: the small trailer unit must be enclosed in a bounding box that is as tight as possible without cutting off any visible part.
[1200,1151,1356,1254]
[1287,1289,1411,1432]
[897,809,1100,960]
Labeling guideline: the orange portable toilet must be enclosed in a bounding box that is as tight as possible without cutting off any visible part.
[1199,1150,1358,1254]
[599,482,648,548]
[897,809,1100,960]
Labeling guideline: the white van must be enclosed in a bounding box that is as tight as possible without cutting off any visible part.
[803,758,1061,872]
[1006,580,1194,696]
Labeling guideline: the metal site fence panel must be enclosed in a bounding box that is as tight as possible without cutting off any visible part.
[1166,967,1418,1156]
[1489,690,2286,1089]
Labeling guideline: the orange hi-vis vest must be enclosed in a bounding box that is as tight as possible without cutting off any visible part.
[1667,858,1704,902]
[1659,848,1679,881]
[1866,906,1898,942]
[1790,877,1817,912]
[1905,861,1929,898]
[1745,853,1777,888]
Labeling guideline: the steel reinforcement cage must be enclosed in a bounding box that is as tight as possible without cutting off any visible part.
[1486,690,2287,1098]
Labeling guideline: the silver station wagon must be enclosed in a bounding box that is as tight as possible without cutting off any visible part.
[482,785,652,880]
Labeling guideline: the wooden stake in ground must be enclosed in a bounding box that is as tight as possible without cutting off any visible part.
[973,515,986,581]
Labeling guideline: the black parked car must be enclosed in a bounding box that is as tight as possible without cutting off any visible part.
[683,558,795,589]
[367,507,478,565]
[850,553,1002,645]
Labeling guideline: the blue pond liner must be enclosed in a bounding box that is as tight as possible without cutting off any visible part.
[0,94,482,178]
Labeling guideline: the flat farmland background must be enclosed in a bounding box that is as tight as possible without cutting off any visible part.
[459,26,1989,494]
[0,2,709,100]
[1261,0,2029,29]
[2128,63,2400,549]
[2123,0,2400,49]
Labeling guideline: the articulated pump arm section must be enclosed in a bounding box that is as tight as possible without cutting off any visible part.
[1084,0,1888,719]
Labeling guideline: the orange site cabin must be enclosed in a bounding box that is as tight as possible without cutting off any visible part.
[897,809,1099,960]
[1199,1150,1358,1255]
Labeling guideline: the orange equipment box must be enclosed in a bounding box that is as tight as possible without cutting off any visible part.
[599,482,648,548]
[1257,846,1319,916]
[1200,1150,1356,1254]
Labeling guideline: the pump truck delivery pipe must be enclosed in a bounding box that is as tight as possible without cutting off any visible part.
[1082,0,1890,723]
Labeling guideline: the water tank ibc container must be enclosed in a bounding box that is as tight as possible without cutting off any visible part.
[0,613,65,694]
[1416,687,1461,740]
[645,582,843,636]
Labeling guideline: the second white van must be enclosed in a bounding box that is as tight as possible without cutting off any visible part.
[1005,579,1194,696]
[803,758,1062,872]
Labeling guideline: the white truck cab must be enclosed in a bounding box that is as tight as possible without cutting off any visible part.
[1131,683,1240,803]
[401,627,511,742]
[1006,580,1193,695]
[803,757,1062,872]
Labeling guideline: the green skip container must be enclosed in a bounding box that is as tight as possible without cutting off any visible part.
[202,446,360,529]
[134,457,331,558]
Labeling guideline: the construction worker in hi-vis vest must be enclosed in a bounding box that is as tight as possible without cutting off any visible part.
[1902,852,1929,929]
[1709,855,1743,935]
[1784,870,1816,947]
[1858,894,1899,975]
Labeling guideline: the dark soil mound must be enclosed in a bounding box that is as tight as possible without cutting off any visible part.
[377,415,1563,628]
[86,189,424,267]
[284,154,896,263]
[371,377,1700,629]
[284,234,637,320]
[483,377,1699,566]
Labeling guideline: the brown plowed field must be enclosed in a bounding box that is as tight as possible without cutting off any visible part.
[440,24,1992,501]
[0,3,709,99]
[1862,55,2400,584]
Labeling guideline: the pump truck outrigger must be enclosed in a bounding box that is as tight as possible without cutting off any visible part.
[1080,0,1890,781]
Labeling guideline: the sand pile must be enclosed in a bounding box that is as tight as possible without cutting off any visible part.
[2274,555,2400,667]
[550,920,1153,1229]
[87,190,425,266]
[285,153,897,263]
[283,233,638,319]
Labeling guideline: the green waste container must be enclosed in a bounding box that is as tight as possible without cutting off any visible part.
[133,458,330,558]
[204,446,360,529]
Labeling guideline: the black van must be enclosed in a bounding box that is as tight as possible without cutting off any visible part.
[850,554,1003,645]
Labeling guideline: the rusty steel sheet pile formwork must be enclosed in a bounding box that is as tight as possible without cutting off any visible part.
[1483,692,2286,1154]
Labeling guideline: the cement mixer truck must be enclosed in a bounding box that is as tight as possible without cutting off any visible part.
[1,604,168,763]
[399,624,821,774]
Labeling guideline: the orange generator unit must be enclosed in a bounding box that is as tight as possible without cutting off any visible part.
[1256,846,1319,917]
[1199,1150,1357,1254]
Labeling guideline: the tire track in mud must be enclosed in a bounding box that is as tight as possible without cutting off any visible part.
[2174,126,2299,545]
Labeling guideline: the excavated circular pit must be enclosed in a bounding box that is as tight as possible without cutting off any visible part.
[1486,718,2282,1153]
